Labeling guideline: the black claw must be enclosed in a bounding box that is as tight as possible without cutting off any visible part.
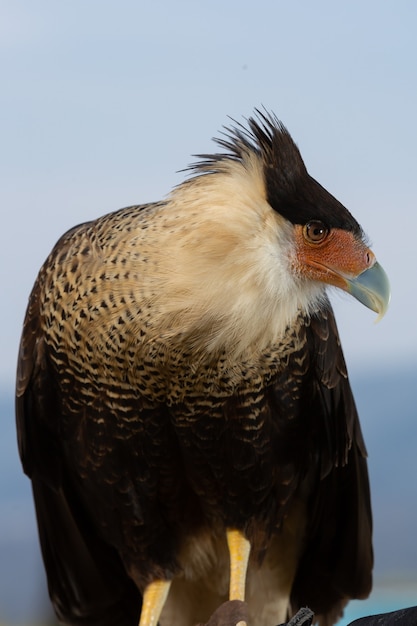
[277,607,314,626]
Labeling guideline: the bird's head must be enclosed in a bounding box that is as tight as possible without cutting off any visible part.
[242,111,390,322]
[153,110,390,357]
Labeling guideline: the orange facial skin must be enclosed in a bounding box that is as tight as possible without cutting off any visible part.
[292,222,375,292]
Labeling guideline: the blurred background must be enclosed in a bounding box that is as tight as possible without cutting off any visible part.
[1,1,416,624]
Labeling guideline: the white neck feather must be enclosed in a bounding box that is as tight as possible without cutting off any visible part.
[134,155,326,361]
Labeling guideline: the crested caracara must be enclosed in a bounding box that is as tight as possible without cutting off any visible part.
[16,110,390,626]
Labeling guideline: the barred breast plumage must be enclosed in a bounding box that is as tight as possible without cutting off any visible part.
[16,110,389,626]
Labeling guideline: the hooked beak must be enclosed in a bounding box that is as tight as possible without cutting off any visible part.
[344,261,391,322]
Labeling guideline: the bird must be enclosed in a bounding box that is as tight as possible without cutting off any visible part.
[16,109,390,626]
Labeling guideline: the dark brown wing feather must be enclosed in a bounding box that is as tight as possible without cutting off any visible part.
[289,308,373,620]
[16,246,372,624]
[16,280,141,626]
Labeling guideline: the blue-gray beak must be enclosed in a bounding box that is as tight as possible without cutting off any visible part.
[345,261,391,321]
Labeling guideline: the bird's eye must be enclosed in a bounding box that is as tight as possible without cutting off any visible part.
[303,220,329,244]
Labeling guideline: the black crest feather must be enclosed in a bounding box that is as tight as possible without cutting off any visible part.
[189,108,362,233]
[189,108,306,182]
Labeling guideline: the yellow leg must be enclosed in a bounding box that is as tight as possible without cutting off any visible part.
[226,528,251,601]
[138,579,172,626]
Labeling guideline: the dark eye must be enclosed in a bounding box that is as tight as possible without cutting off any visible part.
[303,220,329,244]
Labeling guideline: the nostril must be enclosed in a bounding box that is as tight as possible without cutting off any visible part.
[365,249,375,267]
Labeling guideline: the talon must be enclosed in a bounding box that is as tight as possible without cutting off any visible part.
[226,528,251,602]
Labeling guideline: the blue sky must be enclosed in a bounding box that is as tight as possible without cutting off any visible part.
[1,3,417,623]
[1,0,417,387]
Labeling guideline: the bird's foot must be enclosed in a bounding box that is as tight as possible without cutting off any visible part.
[196,603,314,626]
[195,600,249,626]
